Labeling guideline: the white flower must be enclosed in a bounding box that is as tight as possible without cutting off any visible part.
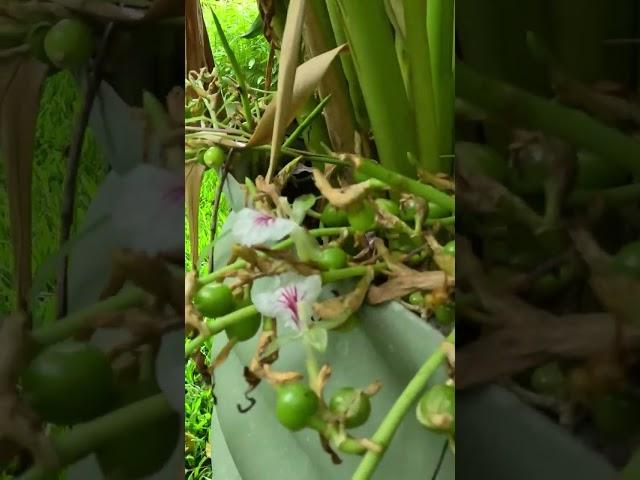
[251,273,322,331]
[111,164,183,254]
[231,208,297,246]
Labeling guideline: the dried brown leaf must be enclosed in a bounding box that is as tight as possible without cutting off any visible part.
[457,235,555,326]
[367,271,451,305]
[144,0,181,19]
[571,228,640,325]
[302,2,355,152]
[457,313,640,389]
[1,59,48,312]
[363,379,383,397]
[185,271,207,335]
[247,44,348,147]
[0,314,26,392]
[185,0,215,72]
[312,168,370,208]
[314,268,374,324]
[264,0,307,181]
[185,163,206,270]
[56,0,146,21]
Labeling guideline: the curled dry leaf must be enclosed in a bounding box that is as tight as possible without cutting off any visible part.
[248,331,302,386]
[417,170,455,192]
[274,156,303,190]
[441,341,455,372]
[254,246,320,276]
[373,238,412,274]
[247,44,348,147]
[314,268,375,326]
[56,0,146,21]
[312,169,370,208]
[426,234,455,277]
[457,235,555,326]
[255,176,290,215]
[368,271,451,305]
[320,433,342,465]
[363,379,383,397]
[264,0,308,182]
[375,206,414,237]
[311,364,332,398]
[185,271,207,335]
[457,313,640,389]
[457,163,544,232]
[571,228,640,325]
[555,76,640,127]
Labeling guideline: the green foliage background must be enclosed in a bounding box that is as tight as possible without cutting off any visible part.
[0,71,104,324]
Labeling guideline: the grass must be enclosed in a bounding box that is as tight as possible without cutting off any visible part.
[184,168,230,480]
[0,70,104,324]
[0,71,104,477]
[202,0,272,89]
[186,1,262,476]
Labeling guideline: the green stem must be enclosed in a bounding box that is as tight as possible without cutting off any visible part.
[336,0,417,177]
[404,0,441,173]
[320,263,386,284]
[18,394,173,480]
[210,10,255,130]
[425,216,455,226]
[283,95,333,149]
[325,0,370,131]
[188,263,386,357]
[568,183,640,207]
[456,60,640,177]
[198,227,351,286]
[354,158,454,212]
[29,288,146,348]
[352,331,455,480]
[427,0,455,170]
[185,305,258,358]
[307,416,367,456]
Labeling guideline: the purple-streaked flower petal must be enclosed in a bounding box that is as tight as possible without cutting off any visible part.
[232,208,297,246]
[251,273,322,331]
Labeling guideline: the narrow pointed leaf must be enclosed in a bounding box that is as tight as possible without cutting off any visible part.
[247,44,347,147]
[265,0,307,180]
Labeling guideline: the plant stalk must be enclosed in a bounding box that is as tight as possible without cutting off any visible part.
[352,331,455,480]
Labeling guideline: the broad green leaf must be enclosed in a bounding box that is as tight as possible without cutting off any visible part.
[211,298,453,480]
[457,387,615,480]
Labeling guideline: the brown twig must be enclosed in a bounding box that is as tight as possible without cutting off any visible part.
[55,23,115,319]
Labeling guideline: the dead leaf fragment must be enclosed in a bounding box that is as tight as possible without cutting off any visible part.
[247,44,347,147]
[312,169,370,208]
[368,271,451,305]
